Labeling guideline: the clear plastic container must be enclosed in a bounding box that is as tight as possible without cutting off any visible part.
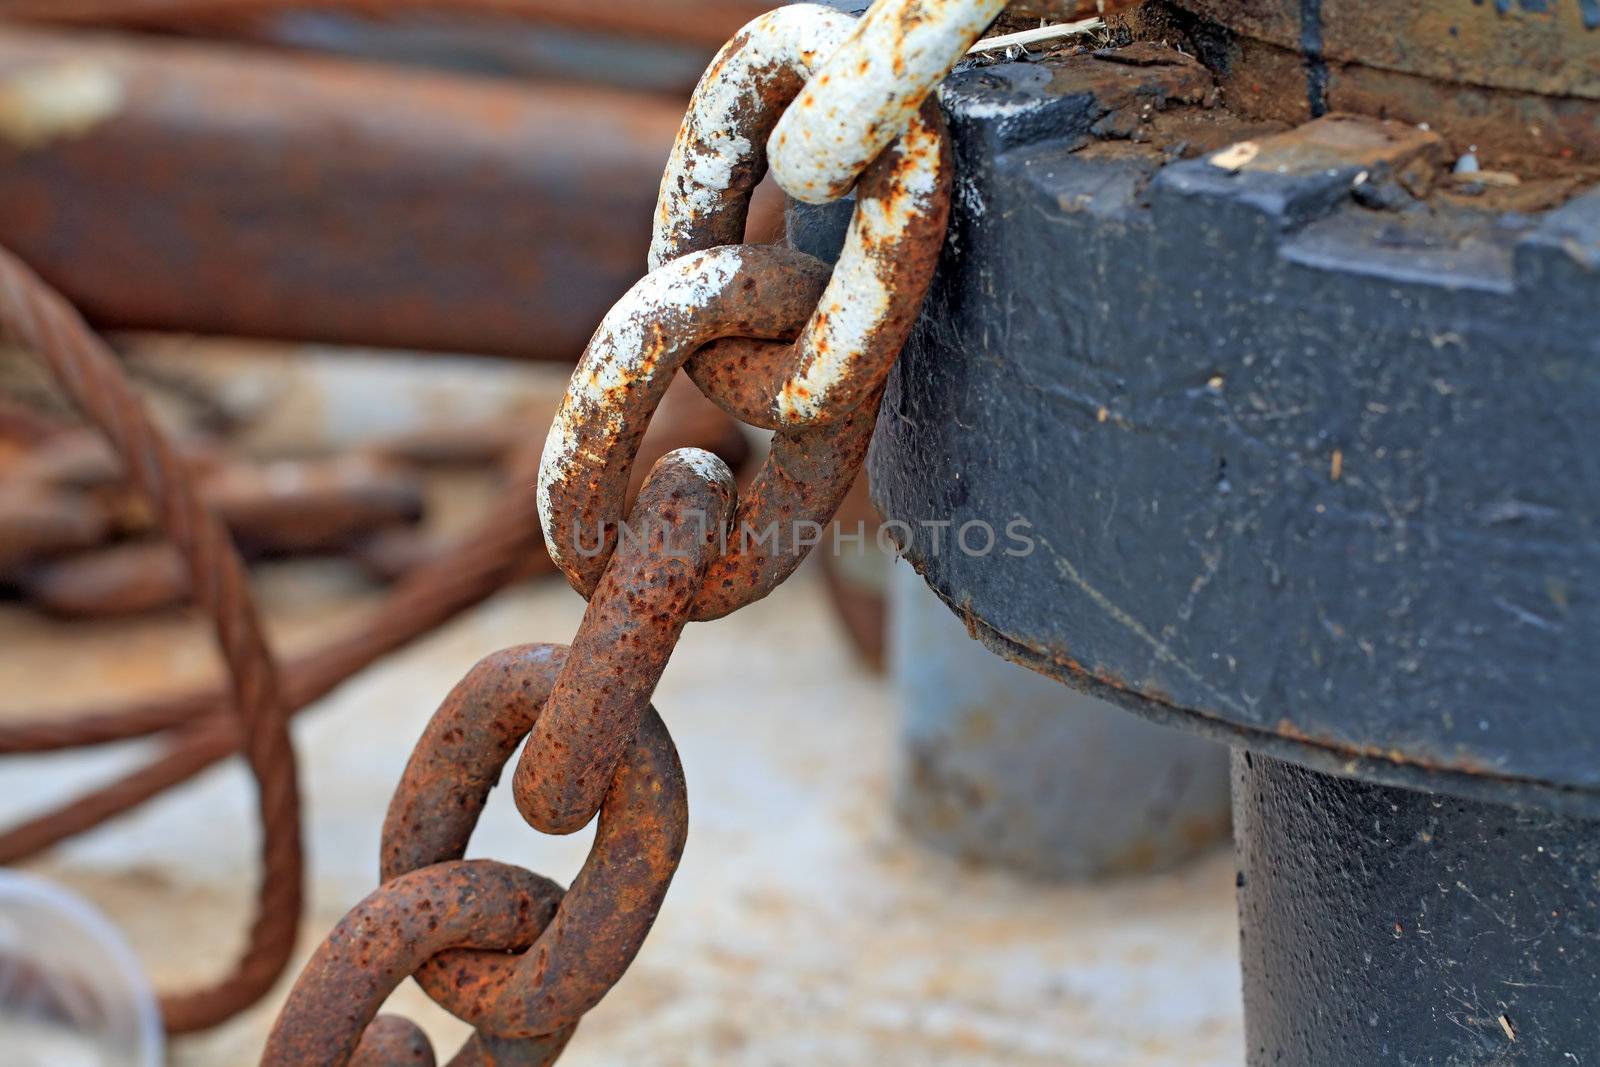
[0,871,162,1067]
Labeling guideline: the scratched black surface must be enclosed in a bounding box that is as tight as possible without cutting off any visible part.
[836,56,1600,810]
[1235,752,1600,1065]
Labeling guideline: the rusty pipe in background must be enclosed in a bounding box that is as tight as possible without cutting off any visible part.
[0,0,778,47]
[0,28,738,361]
[0,1,1133,43]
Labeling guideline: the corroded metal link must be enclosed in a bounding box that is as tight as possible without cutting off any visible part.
[543,5,953,615]
[651,5,856,266]
[272,4,971,1062]
[379,644,689,1040]
[769,0,1004,205]
[516,449,735,835]
[693,381,884,620]
[537,247,907,619]
[261,860,570,1067]
[653,5,952,429]
[348,1017,435,1067]
[538,243,829,597]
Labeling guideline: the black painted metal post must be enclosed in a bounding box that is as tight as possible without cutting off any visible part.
[799,6,1600,1063]
[1235,753,1600,1064]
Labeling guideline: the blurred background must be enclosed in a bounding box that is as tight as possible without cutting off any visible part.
[0,5,1241,1064]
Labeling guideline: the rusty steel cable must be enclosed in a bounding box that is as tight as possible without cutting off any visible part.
[269,2,977,1060]
[0,457,550,750]
[0,243,303,1034]
[0,393,746,867]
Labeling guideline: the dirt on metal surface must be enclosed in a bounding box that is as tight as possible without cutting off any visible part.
[1143,0,1600,164]
[970,37,1598,211]
[1002,1,1148,23]
[1174,0,1600,100]
[1207,111,1449,187]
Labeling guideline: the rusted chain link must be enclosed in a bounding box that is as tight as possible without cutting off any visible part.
[768,0,1007,204]
[0,243,303,1034]
[516,450,734,834]
[650,8,950,430]
[267,626,688,1057]
[265,859,573,1066]
[273,0,979,1060]
[543,8,951,612]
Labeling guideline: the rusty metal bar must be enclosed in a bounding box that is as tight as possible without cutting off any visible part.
[0,0,778,48]
[0,28,694,360]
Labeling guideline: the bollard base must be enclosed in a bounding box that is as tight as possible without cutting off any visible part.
[1233,751,1600,1066]
[892,564,1232,881]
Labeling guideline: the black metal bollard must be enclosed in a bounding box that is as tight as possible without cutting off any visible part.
[1235,752,1600,1064]
[797,5,1600,1063]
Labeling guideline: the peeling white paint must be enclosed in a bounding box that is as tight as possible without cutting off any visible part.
[650,5,858,271]
[956,172,988,219]
[769,0,1007,205]
[539,247,748,567]
[662,447,736,491]
[648,2,954,428]
[939,79,1060,121]
[781,111,945,423]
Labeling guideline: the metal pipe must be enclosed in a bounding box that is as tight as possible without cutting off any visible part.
[1235,752,1600,1065]
[0,0,778,48]
[892,563,1231,879]
[0,28,693,360]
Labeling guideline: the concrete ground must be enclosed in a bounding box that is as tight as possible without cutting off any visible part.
[2,560,1245,1066]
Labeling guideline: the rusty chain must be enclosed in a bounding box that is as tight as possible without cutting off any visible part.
[264,2,1012,1062]
[0,244,304,1034]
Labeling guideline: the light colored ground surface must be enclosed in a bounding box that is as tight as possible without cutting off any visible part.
[1,566,1245,1066]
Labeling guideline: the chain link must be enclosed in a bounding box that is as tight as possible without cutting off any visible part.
[265,1,1005,1061]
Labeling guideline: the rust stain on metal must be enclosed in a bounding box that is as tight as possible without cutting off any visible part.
[652,5,859,268]
[1005,0,1146,18]
[1042,41,1214,114]
[654,6,953,429]
[270,642,688,1059]
[1271,717,1500,779]
[19,539,189,618]
[203,454,423,555]
[377,644,688,1040]
[516,449,735,835]
[0,0,780,49]
[1175,0,1600,101]
[0,486,106,571]
[538,243,829,597]
[535,246,934,620]
[347,1016,438,1067]
[261,860,570,1066]
[543,3,952,620]
[265,1,966,1058]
